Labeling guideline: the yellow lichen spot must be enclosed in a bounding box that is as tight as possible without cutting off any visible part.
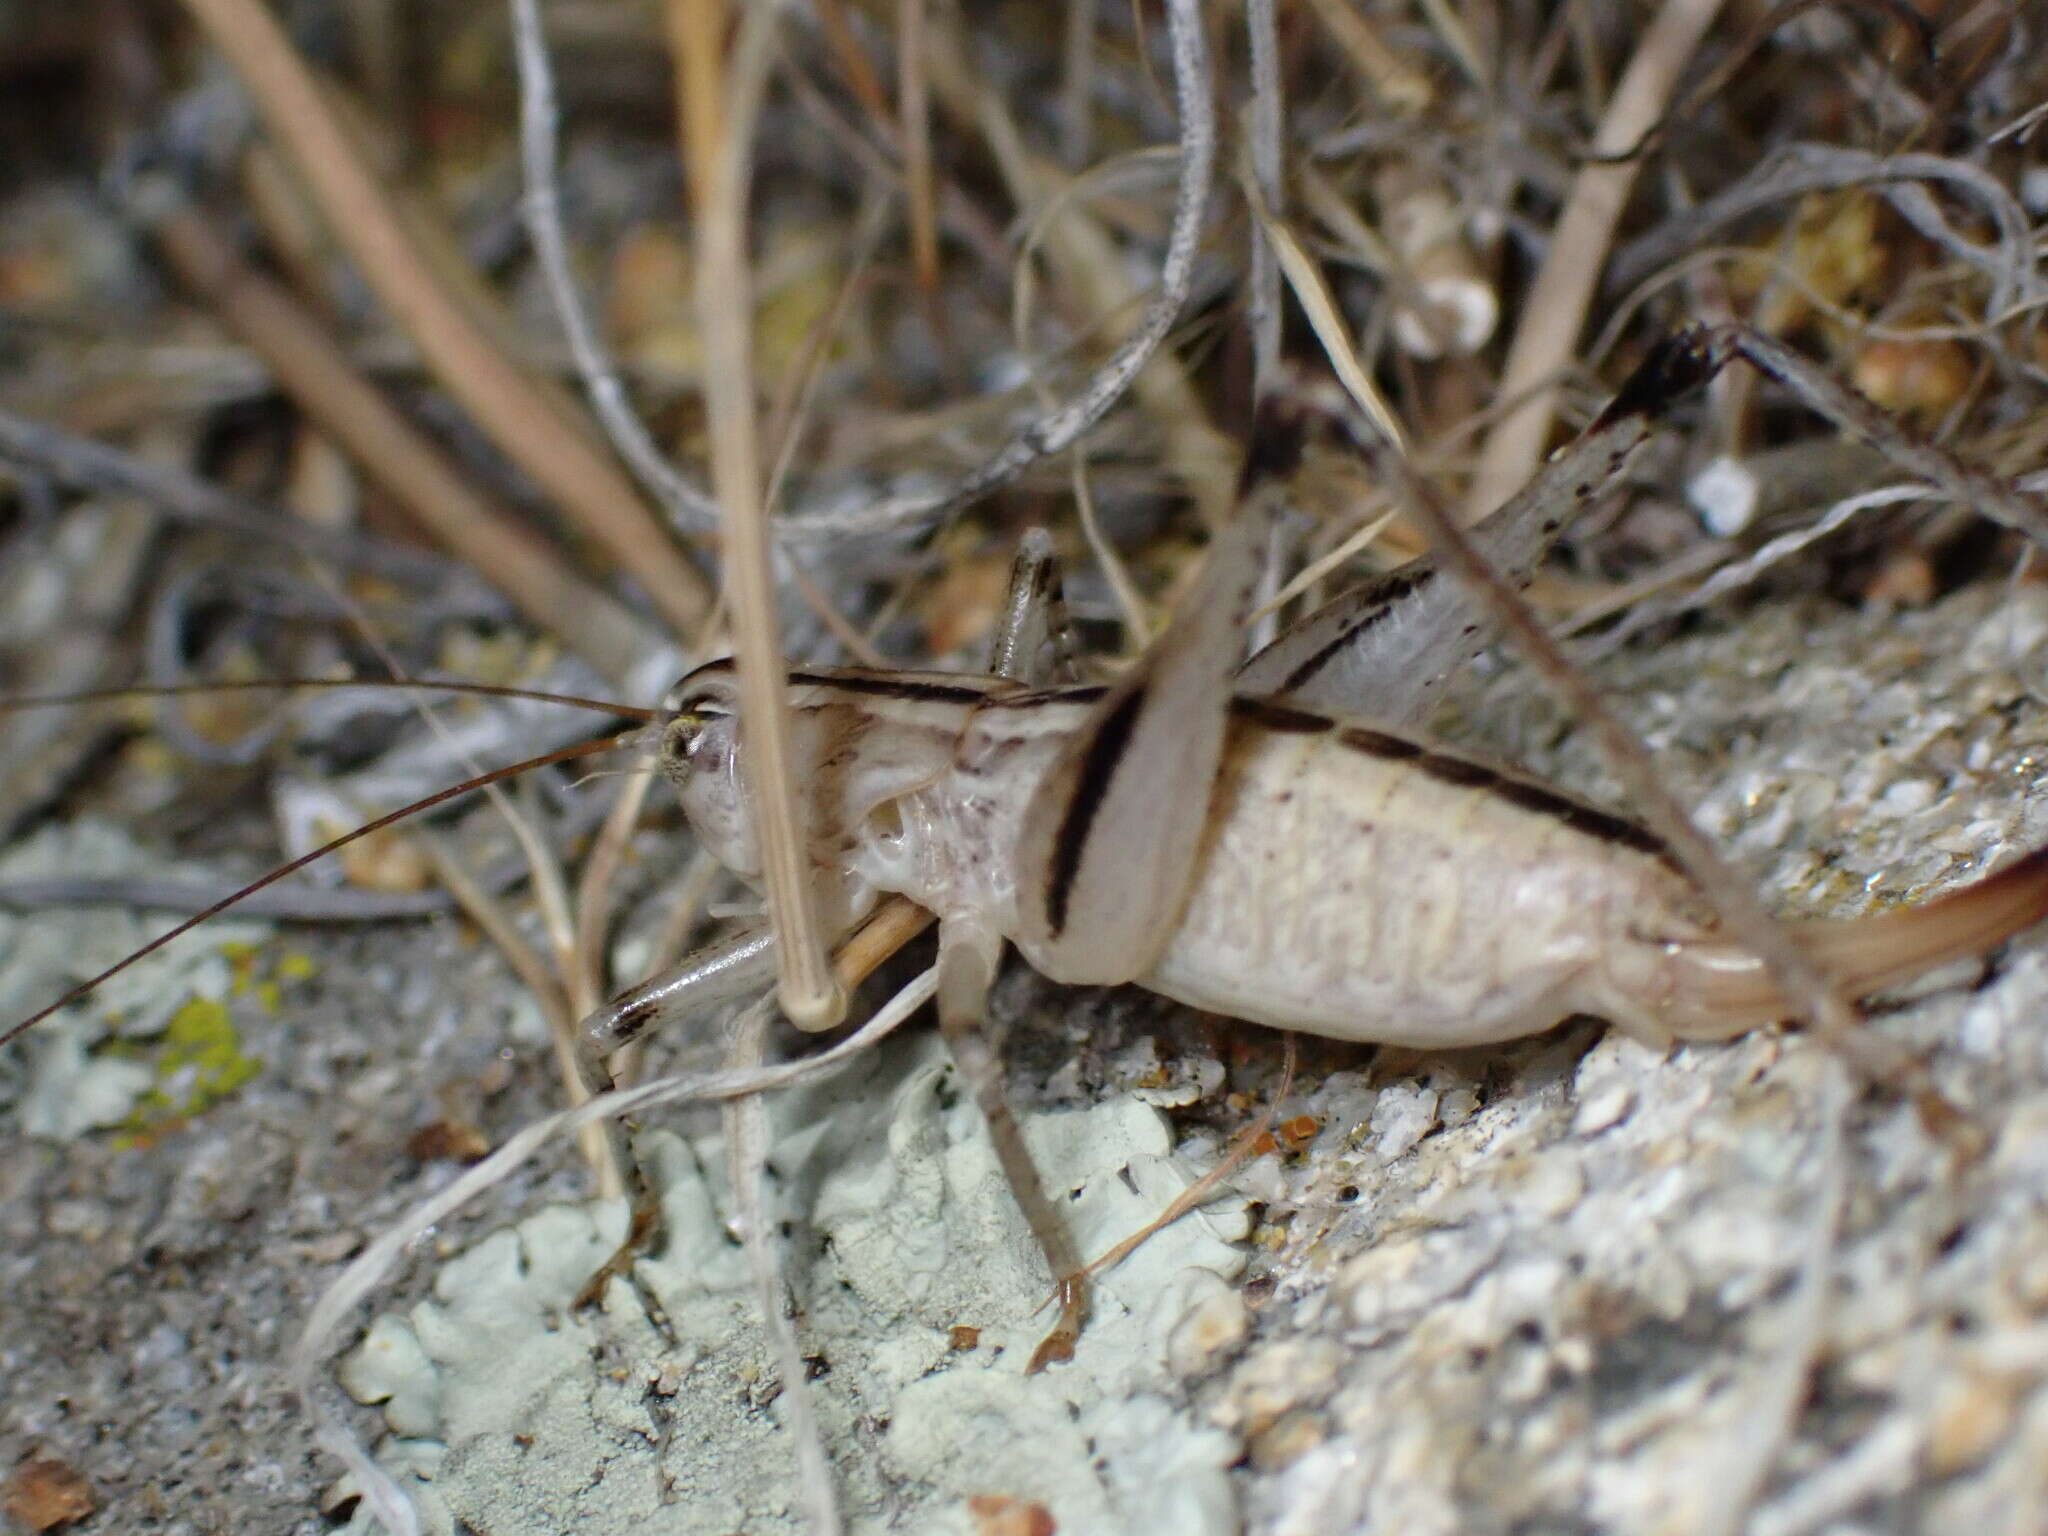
[109,996,264,1146]
[256,980,282,1014]
[220,942,260,998]
[278,952,318,982]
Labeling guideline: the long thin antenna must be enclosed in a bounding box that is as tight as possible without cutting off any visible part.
[0,731,638,1050]
[0,677,660,723]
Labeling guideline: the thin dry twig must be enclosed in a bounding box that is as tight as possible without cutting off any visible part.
[1058,0,1095,168]
[1080,1033,1298,1283]
[1302,0,1433,112]
[509,0,723,535]
[1244,0,1286,401]
[1255,198,1408,450]
[895,0,939,301]
[1607,143,2041,312]
[811,0,892,126]
[792,0,1219,538]
[572,747,661,1022]
[724,998,842,1536]
[0,407,443,587]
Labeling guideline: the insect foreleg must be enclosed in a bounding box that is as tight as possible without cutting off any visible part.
[570,897,939,1315]
[571,925,779,1319]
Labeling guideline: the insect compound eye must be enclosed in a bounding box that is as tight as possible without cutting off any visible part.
[659,690,736,772]
[661,710,709,767]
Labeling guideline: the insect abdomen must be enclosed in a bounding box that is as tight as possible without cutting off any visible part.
[1142,717,1709,1047]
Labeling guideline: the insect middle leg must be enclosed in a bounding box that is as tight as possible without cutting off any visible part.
[934,913,1093,1371]
[939,527,1100,1367]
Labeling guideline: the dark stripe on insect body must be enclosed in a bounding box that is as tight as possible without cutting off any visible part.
[1229,695,1335,734]
[1005,683,1110,710]
[1274,567,1436,697]
[1410,748,1668,858]
[1338,724,1423,761]
[1325,720,1667,858]
[812,704,878,777]
[1486,778,1668,857]
[1412,753,1495,788]
[1044,687,1147,937]
[785,670,998,707]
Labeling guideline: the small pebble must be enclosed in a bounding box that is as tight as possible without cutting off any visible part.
[1248,1409,1327,1472]
[1167,1289,1249,1379]
[1572,1083,1634,1137]
[1926,1369,2018,1476]
[44,1201,109,1241]
[1522,1157,1585,1219]
[1369,1083,1440,1160]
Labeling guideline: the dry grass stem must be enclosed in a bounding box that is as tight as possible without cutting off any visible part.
[149,202,659,686]
[895,0,939,300]
[1244,0,1286,400]
[1464,0,1728,519]
[509,0,724,536]
[176,0,713,638]
[723,999,842,1535]
[667,0,843,1031]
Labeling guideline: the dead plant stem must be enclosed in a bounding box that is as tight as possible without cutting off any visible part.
[176,0,713,638]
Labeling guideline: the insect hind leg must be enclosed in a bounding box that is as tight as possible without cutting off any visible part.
[936,915,1091,1372]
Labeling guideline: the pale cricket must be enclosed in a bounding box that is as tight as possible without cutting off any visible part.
[7,325,2048,1504]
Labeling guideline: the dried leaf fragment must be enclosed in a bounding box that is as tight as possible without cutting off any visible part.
[968,1493,1057,1536]
[4,1454,94,1533]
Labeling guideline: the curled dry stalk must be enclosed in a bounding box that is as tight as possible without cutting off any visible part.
[509,0,723,535]
[797,0,1221,538]
[516,0,1216,549]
